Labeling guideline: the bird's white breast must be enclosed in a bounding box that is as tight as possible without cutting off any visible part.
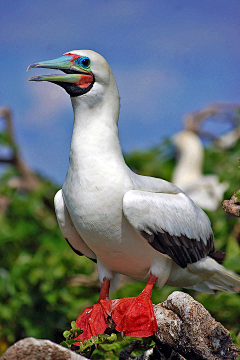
[62,167,163,279]
[63,167,125,241]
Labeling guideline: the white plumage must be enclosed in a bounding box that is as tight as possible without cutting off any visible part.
[28,50,240,296]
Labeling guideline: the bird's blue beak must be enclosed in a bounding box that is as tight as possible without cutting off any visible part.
[27,54,92,86]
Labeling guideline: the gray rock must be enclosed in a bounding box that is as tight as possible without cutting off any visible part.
[153,291,240,360]
[0,337,89,360]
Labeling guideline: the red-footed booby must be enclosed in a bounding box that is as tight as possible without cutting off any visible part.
[27,50,240,341]
[172,130,228,211]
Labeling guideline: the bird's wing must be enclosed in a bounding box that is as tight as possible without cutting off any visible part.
[123,189,214,268]
[54,189,97,263]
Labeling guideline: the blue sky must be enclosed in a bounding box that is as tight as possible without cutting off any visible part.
[1,0,239,184]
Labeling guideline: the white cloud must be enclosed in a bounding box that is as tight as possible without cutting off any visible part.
[24,82,70,127]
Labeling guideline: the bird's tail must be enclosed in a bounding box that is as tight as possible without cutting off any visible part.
[187,257,240,294]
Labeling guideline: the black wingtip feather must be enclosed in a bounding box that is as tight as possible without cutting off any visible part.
[141,230,215,268]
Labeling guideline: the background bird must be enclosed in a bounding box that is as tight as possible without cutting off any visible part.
[27,50,240,341]
[172,130,228,210]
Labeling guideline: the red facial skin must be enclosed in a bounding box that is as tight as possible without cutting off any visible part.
[76,74,93,88]
[65,53,93,88]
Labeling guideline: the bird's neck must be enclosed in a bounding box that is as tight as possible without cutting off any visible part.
[68,82,125,171]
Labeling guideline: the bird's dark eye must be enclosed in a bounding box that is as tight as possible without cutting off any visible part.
[81,58,90,67]
[75,56,91,69]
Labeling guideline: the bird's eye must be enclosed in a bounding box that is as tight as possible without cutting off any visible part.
[75,56,91,69]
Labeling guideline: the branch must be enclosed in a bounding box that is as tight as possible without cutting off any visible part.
[222,193,240,217]
[183,102,240,146]
[0,106,41,191]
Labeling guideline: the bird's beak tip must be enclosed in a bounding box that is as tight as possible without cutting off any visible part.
[26,63,37,72]
[27,75,42,82]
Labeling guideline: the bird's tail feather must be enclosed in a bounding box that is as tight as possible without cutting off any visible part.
[187,257,240,294]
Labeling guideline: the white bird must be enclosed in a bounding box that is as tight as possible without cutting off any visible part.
[172,130,228,211]
[27,50,240,341]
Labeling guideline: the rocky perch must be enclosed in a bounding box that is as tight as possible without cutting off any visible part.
[152,291,240,360]
[2,291,240,360]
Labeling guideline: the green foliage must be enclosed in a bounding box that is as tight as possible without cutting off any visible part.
[61,321,153,359]
[91,336,154,360]
[60,320,119,358]
[61,321,83,349]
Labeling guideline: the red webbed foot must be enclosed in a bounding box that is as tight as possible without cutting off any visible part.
[74,274,158,341]
[74,278,112,341]
[112,273,158,337]
[75,301,111,340]
[111,294,157,337]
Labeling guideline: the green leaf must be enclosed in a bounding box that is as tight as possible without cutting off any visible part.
[71,321,77,330]
[63,330,71,338]
[66,339,80,345]
[236,190,240,203]
[60,341,70,348]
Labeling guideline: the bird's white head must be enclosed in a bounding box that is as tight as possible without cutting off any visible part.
[27,50,118,101]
